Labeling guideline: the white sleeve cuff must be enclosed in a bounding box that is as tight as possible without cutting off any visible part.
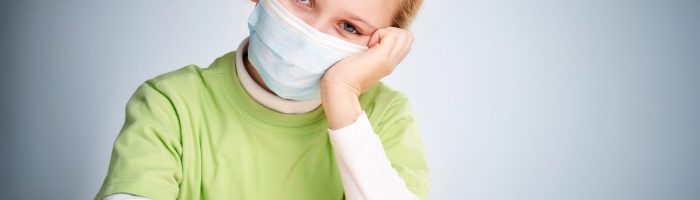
[327,112,373,136]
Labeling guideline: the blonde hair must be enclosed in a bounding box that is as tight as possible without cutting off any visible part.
[392,0,423,28]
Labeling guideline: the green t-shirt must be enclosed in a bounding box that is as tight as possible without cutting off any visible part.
[95,51,430,200]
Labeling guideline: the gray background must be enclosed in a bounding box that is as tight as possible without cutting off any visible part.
[1,0,699,199]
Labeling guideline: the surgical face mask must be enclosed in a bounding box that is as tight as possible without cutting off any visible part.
[247,0,367,100]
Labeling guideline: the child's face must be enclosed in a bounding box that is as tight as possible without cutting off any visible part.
[263,0,400,46]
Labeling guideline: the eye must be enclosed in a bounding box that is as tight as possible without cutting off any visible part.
[340,21,359,35]
[297,0,311,6]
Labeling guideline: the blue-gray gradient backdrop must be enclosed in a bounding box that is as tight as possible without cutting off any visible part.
[1,0,699,199]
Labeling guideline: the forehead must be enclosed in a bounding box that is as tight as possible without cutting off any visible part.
[320,0,400,27]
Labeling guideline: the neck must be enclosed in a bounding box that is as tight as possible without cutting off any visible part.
[242,45,276,95]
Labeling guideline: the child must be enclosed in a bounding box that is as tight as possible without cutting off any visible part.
[96,0,428,199]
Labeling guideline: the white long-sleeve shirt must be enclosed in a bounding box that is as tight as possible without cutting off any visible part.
[104,38,419,200]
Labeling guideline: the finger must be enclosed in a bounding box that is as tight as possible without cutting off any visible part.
[389,31,410,59]
[391,32,414,71]
[399,31,414,58]
[368,28,398,52]
[367,29,383,48]
[396,43,412,65]
[389,31,412,60]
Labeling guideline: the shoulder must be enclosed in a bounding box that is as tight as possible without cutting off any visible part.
[360,81,412,109]
[139,51,236,99]
[143,64,206,95]
[359,82,415,131]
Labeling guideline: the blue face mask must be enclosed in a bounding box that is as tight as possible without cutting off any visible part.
[247,0,368,100]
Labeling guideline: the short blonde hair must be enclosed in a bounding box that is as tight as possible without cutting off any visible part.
[392,0,423,28]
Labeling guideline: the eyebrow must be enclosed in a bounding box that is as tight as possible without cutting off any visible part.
[343,11,379,31]
[313,0,381,31]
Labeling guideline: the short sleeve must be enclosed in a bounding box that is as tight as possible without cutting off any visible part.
[95,82,183,200]
[375,97,431,199]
